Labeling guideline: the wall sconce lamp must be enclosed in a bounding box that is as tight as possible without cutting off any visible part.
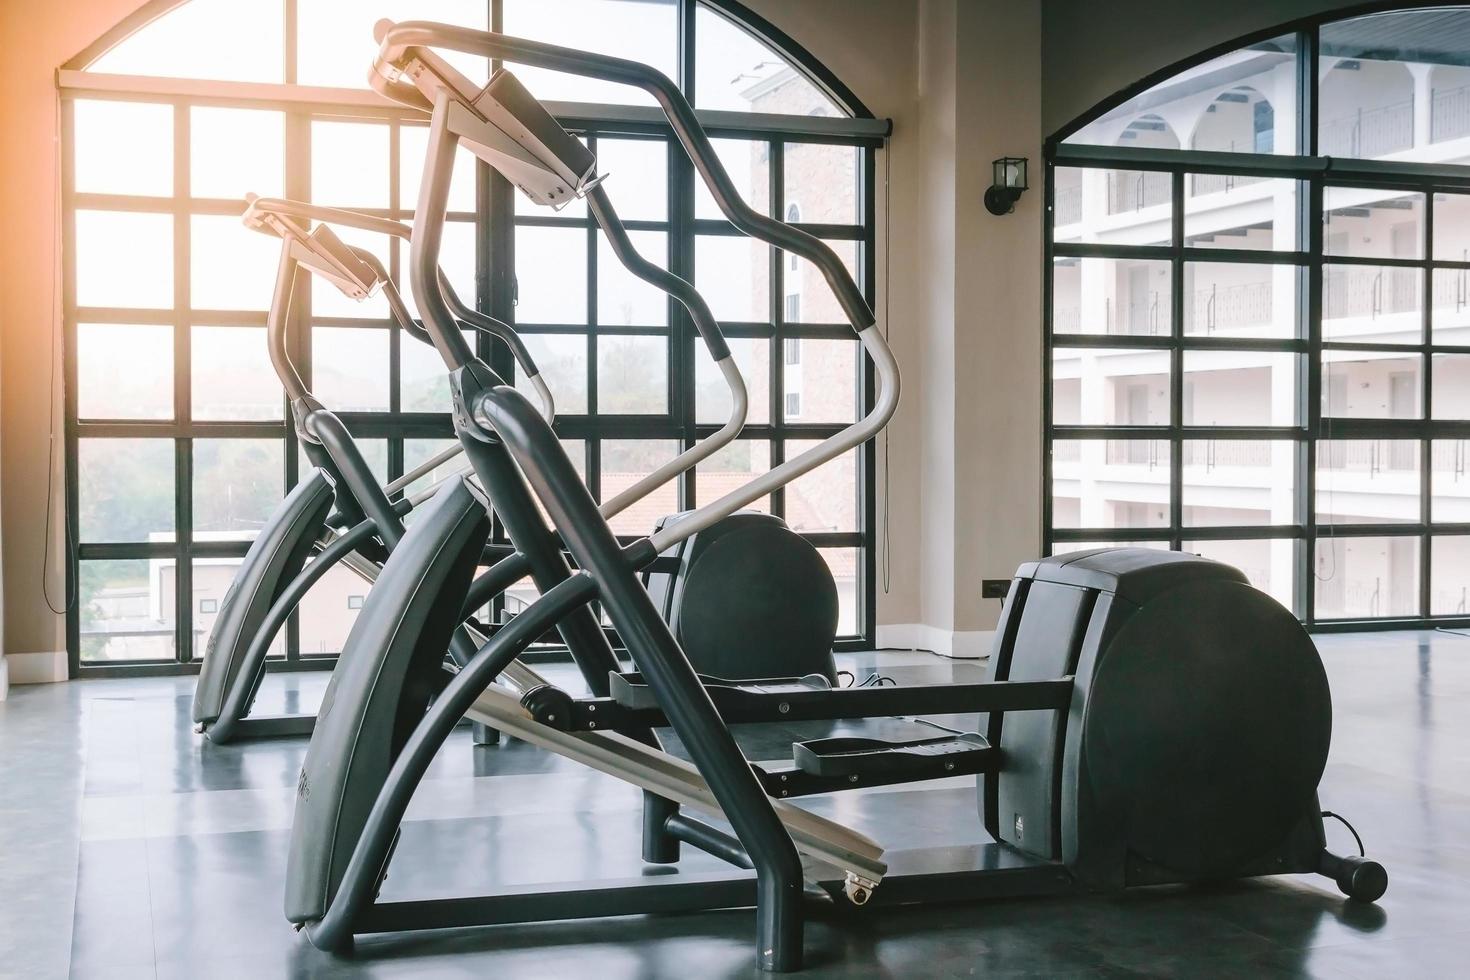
[984,156,1029,215]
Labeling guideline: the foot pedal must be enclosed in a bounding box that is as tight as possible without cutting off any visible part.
[608,671,831,711]
[793,733,993,779]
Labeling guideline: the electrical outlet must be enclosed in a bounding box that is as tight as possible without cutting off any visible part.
[982,579,1010,600]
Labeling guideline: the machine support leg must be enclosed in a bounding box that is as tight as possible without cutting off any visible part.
[1317,849,1388,903]
[642,792,681,864]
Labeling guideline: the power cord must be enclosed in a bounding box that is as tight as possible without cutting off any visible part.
[1321,809,1366,857]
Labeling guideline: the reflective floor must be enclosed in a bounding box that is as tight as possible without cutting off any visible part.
[1,633,1467,978]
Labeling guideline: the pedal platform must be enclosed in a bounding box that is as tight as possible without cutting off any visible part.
[608,670,832,711]
[755,732,996,798]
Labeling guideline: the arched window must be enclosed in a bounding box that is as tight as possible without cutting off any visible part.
[63,0,882,671]
[1046,6,1470,629]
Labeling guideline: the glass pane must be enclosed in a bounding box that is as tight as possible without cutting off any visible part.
[1183,440,1297,526]
[194,558,282,660]
[1182,351,1298,426]
[1324,188,1424,260]
[696,237,770,321]
[1431,268,1470,344]
[1433,192,1470,261]
[695,138,769,220]
[598,231,668,326]
[76,210,172,309]
[311,120,389,209]
[1050,439,1170,529]
[788,240,860,325]
[1051,540,1168,556]
[312,327,389,412]
[597,139,667,221]
[403,439,462,500]
[193,439,284,541]
[1314,536,1420,619]
[191,106,283,200]
[1316,440,1420,525]
[78,439,175,543]
[818,548,860,636]
[1184,539,1296,611]
[78,324,172,420]
[1050,348,1171,426]
[695,5,837,115]
[1051,167,1172,244]
[74,100,172,196]
[298,561,372,657]
[89,0,284,82]
[1065,35,1296,152]
[695,440,770,513]
[505,0,675,106]
[1433,354,1470,419]
[1430,536,1470,615]
[79,560,174,663]
[515,334,588,415]
[697,337,769,425]
[784,338,857,424]
[597,335,667,414]
[516,226,587,324]
[296,0,488,88]
[400,332,451,413]
[311,222,388,319]
[1322,264,1422,342]
[786,441,857,533]
[192,326,281,420]
[1184,177,1297,249]
[1183,262,1296,338]
[399,124,478,213]
[601,440,680,536]
[1322,351,1422,418]
[1319,10,1456,161]
[191,214,280,311]
[1432,440,1470,523]
[1052,257,1171,336]
[784,143,859,225]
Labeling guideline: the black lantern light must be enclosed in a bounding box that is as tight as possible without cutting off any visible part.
[984,156,1029,215]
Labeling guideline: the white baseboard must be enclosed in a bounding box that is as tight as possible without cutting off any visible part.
[875,624,994,660]
[0,655,7,701]
[6,651,68,685]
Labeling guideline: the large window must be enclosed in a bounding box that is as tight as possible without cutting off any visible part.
[63,0,880,672]
[1047,7,1470,628]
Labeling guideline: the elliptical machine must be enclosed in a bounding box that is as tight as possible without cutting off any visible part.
[279,21,1385,974]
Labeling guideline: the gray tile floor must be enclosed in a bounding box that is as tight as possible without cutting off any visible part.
[1,634,1467,978]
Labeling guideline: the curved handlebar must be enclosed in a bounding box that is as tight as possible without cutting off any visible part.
[376,21,899,550]
[243,194,553,424]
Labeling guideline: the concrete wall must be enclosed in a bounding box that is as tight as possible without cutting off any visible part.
[0,0,146,681]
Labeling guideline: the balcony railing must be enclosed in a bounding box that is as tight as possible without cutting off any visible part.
[1183,439,1275,469]
[1320,99,1414,158]
[1107,170,1170,214]
[1105,440,1163,467]
[1318,439,1418,474]
[1432,83,1470,143]
[1190,280,1272,333]
[1191,171,1266,196]
[1055,183,1083,224]
[1323,266,1419,320]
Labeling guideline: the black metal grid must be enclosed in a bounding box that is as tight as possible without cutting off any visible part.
[62,0,880,675]
[1045,12,1470,631]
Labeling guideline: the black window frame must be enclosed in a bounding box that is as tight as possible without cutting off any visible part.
[61,0,883,676]
[1045,4,1470,632]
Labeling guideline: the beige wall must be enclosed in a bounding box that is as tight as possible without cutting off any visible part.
[0,0,145,670]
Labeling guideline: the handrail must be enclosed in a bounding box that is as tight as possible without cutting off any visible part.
[388,39,751,526]
[242,195,554,423]
[376,21,900,551]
